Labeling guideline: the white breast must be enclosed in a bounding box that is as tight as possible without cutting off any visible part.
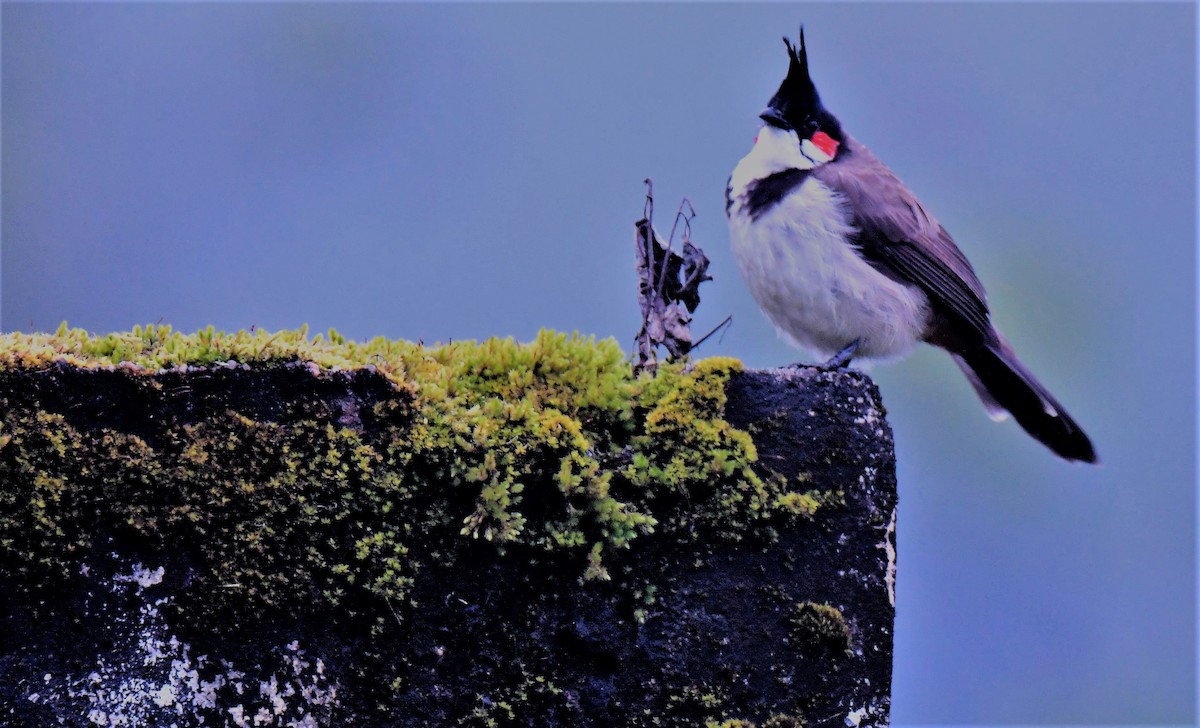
[727,157,930,362]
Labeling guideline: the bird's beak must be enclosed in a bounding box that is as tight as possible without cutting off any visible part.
[759,107,792,131]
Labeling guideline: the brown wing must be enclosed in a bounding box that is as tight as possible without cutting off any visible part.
[812,135,993,339]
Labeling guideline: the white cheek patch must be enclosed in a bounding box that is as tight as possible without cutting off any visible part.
[739,126,818,178]
[800,137,834,165]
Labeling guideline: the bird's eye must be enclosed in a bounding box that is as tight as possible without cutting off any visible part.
[803,119,820,136]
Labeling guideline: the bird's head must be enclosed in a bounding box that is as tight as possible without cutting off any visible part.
[758,28,843,166]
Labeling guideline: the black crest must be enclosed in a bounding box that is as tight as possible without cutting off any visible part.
[765,27,823,130]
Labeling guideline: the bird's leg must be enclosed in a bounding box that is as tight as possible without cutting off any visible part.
[820,339,860,370]
[785,339,861,370]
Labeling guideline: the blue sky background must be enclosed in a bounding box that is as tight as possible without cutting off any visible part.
[2,3,1196,725]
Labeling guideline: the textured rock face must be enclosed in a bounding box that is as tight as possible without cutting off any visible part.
[0,351,895,727]
[721,368,897,724]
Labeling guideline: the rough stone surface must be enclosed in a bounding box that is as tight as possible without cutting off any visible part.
[0,362,896,727]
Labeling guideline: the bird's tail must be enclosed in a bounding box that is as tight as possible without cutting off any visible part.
[951,338,1097,463]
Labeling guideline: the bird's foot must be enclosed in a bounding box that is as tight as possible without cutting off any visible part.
[783,340,861,371]
[818,339,860,371]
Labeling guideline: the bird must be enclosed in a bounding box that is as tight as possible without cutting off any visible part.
[724,28,1097,463]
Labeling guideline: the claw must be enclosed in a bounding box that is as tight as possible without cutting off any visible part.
[820,339,860,370]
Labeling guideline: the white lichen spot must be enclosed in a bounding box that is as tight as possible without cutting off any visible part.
[114,563,165,590]
[230,704,250,728]
[845,706,867,727]
[844,701,887,727]
[882,508,897,607]
[25,560,339,726]
[152,683,176,707]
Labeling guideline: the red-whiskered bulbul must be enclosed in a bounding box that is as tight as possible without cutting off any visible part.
[725,29,1097,463]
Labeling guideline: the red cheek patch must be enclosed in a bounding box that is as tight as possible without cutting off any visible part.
[810,131,839,158]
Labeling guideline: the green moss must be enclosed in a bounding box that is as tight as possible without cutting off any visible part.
[705,715,806,728]
[789,601,852,655]
[665,683,730,725]
[460,670,568,727]
[0,322,414,387]
[762,714,807,728]
[0,325,836,624]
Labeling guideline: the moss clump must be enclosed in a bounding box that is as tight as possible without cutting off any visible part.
[789,601,852,655]
[706,715,806,728]
[0,322,414,386]
[0,326,834,622]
